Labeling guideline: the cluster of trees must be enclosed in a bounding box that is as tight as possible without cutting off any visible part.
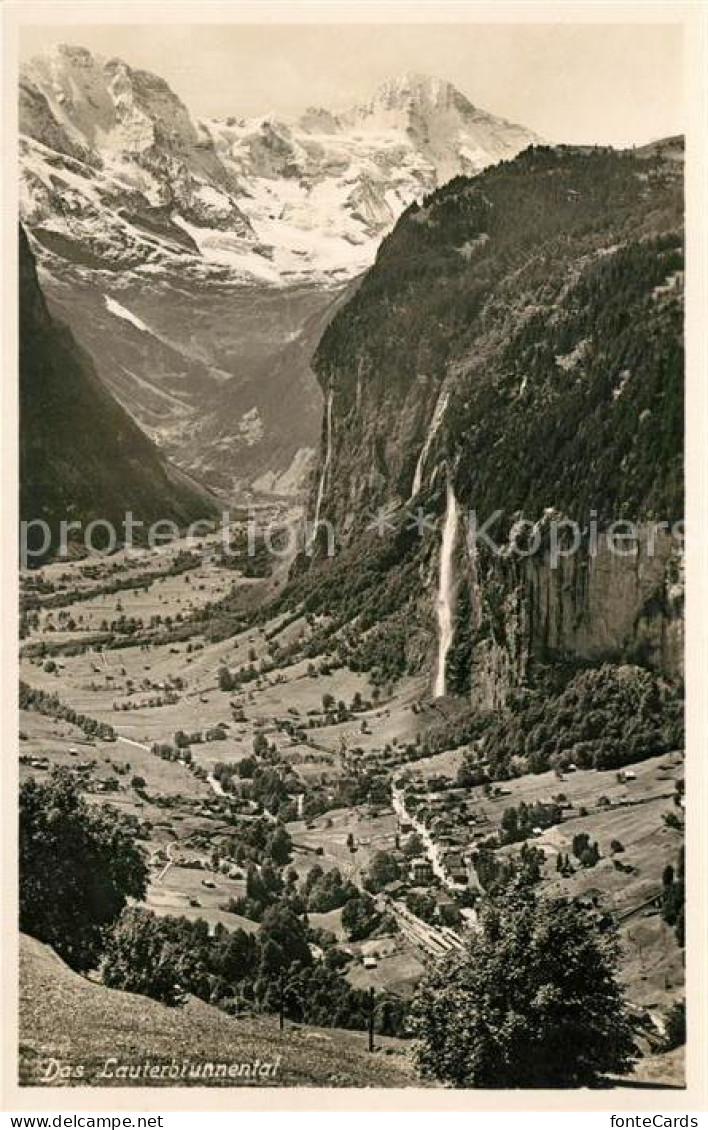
[20,550,199,614]
[210,757,296,817]
[300,865,359,913]
[19,681,116,742]
[101,903,407,1035]
[475,664,683,781]
[20,770,146,970]
[473,843,546,893]
[363,851,402,894]
[22,770,662,1083]
[225,862,289,922]
[19,770,410,1036]
[300,769,391,823]
[571,833,602,869]
[405,891,437,924]
[215,529,281,578]
[499,800,562,845]
[218,818,293,870]
[341,893,386,942]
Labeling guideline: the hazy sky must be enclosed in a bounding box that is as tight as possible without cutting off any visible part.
[19,23,684,146]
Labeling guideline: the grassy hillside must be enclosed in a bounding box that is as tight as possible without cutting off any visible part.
[19,935,416,1088]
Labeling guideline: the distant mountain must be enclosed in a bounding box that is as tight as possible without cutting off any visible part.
[204,72,540,283]
[20,45,252,276]
[18,47,538,494]
[20,50,538,286]
[19,224,218,555]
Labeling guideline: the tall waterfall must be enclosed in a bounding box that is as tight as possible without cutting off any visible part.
[434,477,459,698]
[310,388,333,542]
[410,388,450,500]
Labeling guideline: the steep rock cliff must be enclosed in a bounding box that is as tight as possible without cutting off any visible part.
[303,142,684,697]
[19,225,218,555]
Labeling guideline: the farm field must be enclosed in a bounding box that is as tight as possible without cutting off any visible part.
[345,935,426,997]
[288,806,399,884]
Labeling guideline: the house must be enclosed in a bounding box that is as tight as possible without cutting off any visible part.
[447,866,469,884]
[410,857,433,884]
[362,956,378,969]
[441,850,464,869]
[382,880,407,898]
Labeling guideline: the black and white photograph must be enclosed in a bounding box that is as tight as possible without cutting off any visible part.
[3,0,704,1108]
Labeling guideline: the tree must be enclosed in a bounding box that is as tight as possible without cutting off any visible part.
[662,847,685,946]
[406,891,436,923]
[662,1000,686,1051]
[363,850,401,893]
[20,769,147,971]
[258,905,312,970]
[218,666,235,692]
[101,908,198,1005]
[402,832,424,859]
[253,731,269,758]
[267,825,293,866]
[409,884,636,1087]
[342,894,380,941]
[572,832,591,859]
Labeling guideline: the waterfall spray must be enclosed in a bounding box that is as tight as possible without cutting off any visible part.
[434,476,459,698]
[310,388,334,544]
[410,388,450,500]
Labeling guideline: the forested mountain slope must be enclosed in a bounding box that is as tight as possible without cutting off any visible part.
[283,142,683,704]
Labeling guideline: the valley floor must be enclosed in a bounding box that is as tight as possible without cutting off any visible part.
[17,531,686,1089]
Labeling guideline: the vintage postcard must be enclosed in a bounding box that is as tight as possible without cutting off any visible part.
[1,0,706,1114]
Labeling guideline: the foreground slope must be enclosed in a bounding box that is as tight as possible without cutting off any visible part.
[20,225,218,551]
[19,935,415,1088]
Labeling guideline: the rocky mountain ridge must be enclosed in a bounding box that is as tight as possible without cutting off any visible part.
[21,50,538,286]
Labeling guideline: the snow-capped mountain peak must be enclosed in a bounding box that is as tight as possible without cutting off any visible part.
[364,72,470,112]
[19,47,540,286]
